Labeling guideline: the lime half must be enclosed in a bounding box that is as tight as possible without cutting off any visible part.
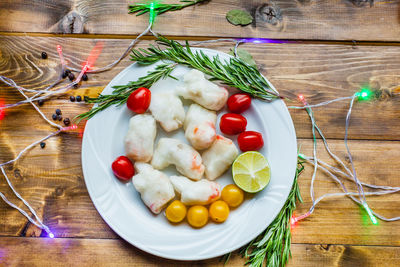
[232,151,271,193]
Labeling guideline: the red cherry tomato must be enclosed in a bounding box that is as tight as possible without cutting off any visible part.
[219,113,247,135]
[238,131,264,151]
[227,93,251,113]
[111,156,135,181]
[126,87,151,114]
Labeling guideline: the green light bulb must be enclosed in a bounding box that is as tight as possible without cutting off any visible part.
[363,203,378,225]
[149,2,156,24]
[298,153,306,160]
[357,88,372,101]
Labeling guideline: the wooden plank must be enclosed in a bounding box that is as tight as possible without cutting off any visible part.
[293,139,400,246]
[1,36,400,246]
[0,135,399,245]
[1,36,400,140]
[1,0,400,41]
[0,237,399,266]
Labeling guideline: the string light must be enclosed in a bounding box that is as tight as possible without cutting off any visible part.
[62,124,78,132]
[290,89,400,225]
[290,214,299,229]
[0,8,398,239]
[295,94,318,221]
[363,203,378,225]
[0,35,99,238]
[82,41,104,71]
[300,155,400,222]
[357,88,373,101]
[298,153,306,160]
[0,99,5,121]
[1,40,105,111]
[65,25,153,74]
[237,38,293,44]
[149,1,157,25]
[76,64,89,83]
[0,166,54,237]
[56,45,66,68]
[0,9,155,239]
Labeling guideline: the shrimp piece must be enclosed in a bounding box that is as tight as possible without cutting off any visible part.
[132,163,175,214]
[184,104,217,150]
[124,114,156,162]
[170,175,221,205]
[202,135,238,180]
[149,92,185,132]
[151,138,205,180]
[177,69,228,111]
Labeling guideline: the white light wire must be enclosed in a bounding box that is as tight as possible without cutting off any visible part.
[0,167,51,234]
[302,157,400,222]
[291,93,400,223]
[288,96,354,109]
[0,18,155,239]
[1,23,153,110]
[1,16,399,234]
[66,23,153,73]
[344,94,366,202]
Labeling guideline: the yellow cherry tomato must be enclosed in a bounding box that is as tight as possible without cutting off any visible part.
[221,184,244,208]
[165,200,187,223]
[187,205,209,228]
[209,200,230,223]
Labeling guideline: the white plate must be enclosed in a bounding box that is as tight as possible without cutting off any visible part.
[82,48,297,261]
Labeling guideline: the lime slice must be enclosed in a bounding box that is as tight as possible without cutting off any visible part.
[232,151,271,193]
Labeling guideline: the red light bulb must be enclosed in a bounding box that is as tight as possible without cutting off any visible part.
[0,99,5,121]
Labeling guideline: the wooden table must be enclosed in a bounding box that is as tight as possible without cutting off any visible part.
[1,1,400,266]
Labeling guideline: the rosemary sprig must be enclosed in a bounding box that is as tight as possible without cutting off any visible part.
[237,160,304,267]
[129,0,208,17]
[75,63,177,121]
[130,36,280,101]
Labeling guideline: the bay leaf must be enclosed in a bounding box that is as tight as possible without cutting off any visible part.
[228,48,258,69]
[226,9,253,26]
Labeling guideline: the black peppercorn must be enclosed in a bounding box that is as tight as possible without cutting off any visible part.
[68,72,75,81]
[52,114,57,120]
[63,118,71,126]
[40,142,46,148]
[62,71,68,79]
[41,52,47,59]
[57,115,62,121]
[76,95,82,102]
[55,109,62,115]
[82,74,88,81]
[70,95,75,102]
[38,99,44,106]
[73,83,79,89]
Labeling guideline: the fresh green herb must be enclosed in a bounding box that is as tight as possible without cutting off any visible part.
[128,0,209,17]
[131,36,280,100]
[228,48,258,69]
[75,63,177,122]
[220,252,231,265]
[226,9,253,26]
[236,160,303,267]
[77,36,279,121]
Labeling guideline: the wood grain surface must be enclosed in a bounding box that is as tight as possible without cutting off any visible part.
[1,0,400,266]
[0,36,399,140]
[1,237,400,267]
[1,132,400,245]
[1,0,400,41]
